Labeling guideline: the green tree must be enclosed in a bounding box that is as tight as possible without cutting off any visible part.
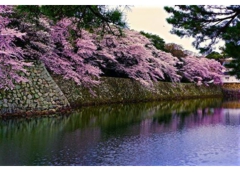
[222,22,240,76]
[140,31,166,51]
[164,5,240,77]
[206,51,224,60]
[164,5,240,52]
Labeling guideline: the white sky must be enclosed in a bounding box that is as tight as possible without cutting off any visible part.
[124,6,200,53]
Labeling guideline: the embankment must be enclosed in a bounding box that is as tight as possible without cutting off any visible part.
[0,61,224,117]
[0,61,70,116]
[53,76,223,106]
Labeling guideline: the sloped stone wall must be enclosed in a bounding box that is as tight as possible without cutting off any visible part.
[0,61,70,115]
[222,83,240,90]
[53,76,223,107]
[0,60,224,116]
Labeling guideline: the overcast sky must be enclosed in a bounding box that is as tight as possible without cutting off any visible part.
[124,6,200,53]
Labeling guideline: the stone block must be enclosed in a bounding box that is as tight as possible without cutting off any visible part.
[27,95,33,99]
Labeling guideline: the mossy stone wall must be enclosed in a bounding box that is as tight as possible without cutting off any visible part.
[53,76,223,106]
[0,61,224,116]
[0,61,70,115]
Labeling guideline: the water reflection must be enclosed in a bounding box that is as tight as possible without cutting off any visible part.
[1,97,240,165]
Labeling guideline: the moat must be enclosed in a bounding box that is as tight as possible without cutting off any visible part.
[1,97,240,166]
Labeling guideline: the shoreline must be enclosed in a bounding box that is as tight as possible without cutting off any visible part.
[0,94,223,120]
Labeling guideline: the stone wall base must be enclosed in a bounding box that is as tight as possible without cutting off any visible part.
[0,61,70,116]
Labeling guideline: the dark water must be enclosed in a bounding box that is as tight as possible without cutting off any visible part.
[1,98,240,166]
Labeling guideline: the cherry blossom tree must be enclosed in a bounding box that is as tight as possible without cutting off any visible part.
[180,56,225,85]
[1,5,225,91]
[8,12,102,88]
[47,18,102,87]
[0,5,32,90]
[89,27,181,87]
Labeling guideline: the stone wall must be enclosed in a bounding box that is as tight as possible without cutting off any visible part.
[53,76,223,107]
[0,61,70,115]
[222,83,240,90]
[0,61,224,116]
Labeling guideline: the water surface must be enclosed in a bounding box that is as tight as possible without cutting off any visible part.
[1,98,240,166]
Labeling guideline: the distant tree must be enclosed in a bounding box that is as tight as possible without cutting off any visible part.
[164,43,187,58]
[140,31,166,51]
[206,51,224,60]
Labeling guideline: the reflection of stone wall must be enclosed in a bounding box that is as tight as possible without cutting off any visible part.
[222,83,240,98]
[53,76,223,106]
[0,61,70,115]
[222,100,240,109]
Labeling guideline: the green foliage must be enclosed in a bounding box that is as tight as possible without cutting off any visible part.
[106,9,126,27]
[14,5,41,19]
[15,5,127,35]
[164,5,240,53]
[206,51,224,60]
[223,22,240,78]
[224,58,240,78]
[223,22,240,57]
[140,31,166,51]
[164,5,240,77]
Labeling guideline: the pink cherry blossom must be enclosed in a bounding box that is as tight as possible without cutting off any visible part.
[0,5,32,90]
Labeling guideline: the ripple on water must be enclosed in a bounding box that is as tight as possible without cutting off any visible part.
[2,101,240,166]
[79,124,240,166]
